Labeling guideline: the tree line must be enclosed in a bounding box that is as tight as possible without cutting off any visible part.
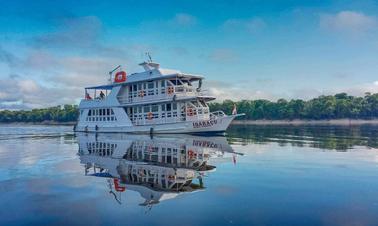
[209,93,378,120]
[0,105,78,123]
[0,93,377,123]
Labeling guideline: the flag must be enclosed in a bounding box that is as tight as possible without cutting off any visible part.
[232,104,237,115]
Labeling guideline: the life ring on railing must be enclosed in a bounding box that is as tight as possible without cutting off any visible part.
[113,178,126,192]
[147,112,153,120]
[138,90,145,97]
[114,71,127,83]
[168,175,175,181]
[188,149,196,159]
[167,86,174,95]
[187,108,193,116]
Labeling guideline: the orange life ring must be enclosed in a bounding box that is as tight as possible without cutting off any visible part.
[188,149,196,158]
[167,86,174,95]
[114,178,126,192]
[168,175,175,181]
[114,71,127,83]
[139,90,145,97]
[147,112,153,120]
[187,108,193,116]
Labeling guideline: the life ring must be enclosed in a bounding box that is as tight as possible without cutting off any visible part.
[114,71,127,83]
[147,112,153,120]
[188,149,196,158]
[167,86,174,95]
[139,90,145,97]
[187,108,193,116]
[114,178,126,192]
[168,175,175,181]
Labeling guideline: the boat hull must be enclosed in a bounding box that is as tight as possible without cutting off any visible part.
[75,114,241,134]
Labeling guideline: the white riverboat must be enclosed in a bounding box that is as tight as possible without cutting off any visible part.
[75,60,244,133]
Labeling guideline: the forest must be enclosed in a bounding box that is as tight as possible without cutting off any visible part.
[0,105,78,123]
[0,93,377,123]
[209,92,378,120]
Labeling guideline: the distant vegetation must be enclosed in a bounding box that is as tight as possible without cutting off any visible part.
[0,93,378,123]
[0,105,78,123]
[209,93,378,120]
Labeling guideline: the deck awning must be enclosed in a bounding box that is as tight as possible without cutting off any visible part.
[85,84,115,90]
[85,73,203,90]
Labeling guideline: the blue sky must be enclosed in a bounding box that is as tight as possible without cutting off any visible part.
[1,0,378,109]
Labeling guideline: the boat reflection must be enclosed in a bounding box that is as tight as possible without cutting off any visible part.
[77,133,239,207]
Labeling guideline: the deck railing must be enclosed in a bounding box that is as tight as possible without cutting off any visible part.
[117,85,202,105]
[130,107,211,126]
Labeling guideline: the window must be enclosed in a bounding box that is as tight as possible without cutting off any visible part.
[152,105,158,112]
[111,109,114,115]
[173,103,177,110]
[107,109,110,115]
[144,106,150,113]
[148,82,154,89]
[88,110,92,116]
[167,103,171,111]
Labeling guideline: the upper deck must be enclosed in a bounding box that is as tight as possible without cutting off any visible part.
[85,62,203,90]
[81,62,214,107]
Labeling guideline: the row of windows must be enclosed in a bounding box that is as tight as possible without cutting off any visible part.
[86,108,117,122]
[131,103,178,114]
[88,108,114,116]
[127,79,192,98]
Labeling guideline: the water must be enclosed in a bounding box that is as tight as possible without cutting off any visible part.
[1,124,378,226]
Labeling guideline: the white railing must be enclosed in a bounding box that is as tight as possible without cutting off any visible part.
[117,86,201,105]
[130,107,211,126]
[132,115,185,126]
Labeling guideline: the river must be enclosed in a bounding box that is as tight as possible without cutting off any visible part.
[0,124,377,226]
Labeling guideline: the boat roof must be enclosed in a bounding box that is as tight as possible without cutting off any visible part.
[85,62,204,90]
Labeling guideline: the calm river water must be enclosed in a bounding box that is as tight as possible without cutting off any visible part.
[1,124,378,226]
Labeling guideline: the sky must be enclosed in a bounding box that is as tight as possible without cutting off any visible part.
[0,0,378,109]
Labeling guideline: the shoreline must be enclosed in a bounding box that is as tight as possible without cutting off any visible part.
[231,119,378,126]
[1,119,378,126]
[0,121,76,126]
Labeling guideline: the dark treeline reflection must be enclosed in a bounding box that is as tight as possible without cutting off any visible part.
[227,125,378,151]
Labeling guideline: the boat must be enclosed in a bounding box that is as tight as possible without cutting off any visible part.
[77,133,240,206]
[75,59,244,133]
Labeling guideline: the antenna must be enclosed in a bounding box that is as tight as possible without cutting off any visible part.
[146,52,152,62]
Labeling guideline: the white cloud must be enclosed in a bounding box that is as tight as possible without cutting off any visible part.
[320,11,377,34]
[18,80,40,93]
[205,80,276,101]
[209,48,238,62]
[222,17,266,33]
[171,13,197,26]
